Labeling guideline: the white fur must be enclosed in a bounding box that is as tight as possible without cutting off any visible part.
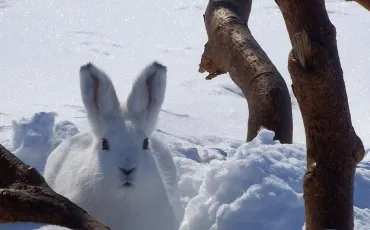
[44,62,182,230]
[125,62,167,136]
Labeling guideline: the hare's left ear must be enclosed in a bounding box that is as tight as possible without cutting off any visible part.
[126,61,167,136]
[80,63,121,136]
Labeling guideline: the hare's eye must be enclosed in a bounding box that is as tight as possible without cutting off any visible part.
[143,138,149,150]
[102,138,109,151]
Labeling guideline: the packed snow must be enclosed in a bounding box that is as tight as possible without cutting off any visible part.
[0,223,70,230]
[0,0,369,229]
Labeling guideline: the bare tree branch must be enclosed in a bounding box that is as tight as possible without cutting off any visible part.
[274,0,365,229]
[200,0,293,143]
[0,144,109,230]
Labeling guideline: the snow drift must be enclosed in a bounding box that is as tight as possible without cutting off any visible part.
[11,112,79,174]
[179,130,370,230]
[8,114,370,230]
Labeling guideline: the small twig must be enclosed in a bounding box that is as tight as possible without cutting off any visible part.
[199,41,227,79]
[205,71,226,80]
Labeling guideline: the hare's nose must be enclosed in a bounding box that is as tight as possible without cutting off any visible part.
[119,166,136,176]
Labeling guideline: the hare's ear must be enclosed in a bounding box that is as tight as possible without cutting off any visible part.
[126,61,167,136]
[80,63,121,136]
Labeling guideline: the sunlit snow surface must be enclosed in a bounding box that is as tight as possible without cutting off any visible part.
[0,0,369,229]
[0,223,70,230]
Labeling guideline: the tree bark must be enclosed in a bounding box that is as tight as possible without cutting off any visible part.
[345,0,370,11]
[0,144,109,230]
[274,0,365,229]
[199,0,293,143]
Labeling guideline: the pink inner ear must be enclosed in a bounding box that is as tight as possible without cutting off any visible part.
[93,78,99,106]
[146,79,150,88]
[146,78,152,105]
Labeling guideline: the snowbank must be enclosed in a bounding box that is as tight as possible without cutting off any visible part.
[179,130,306,230]
[7,114,370,230]
[11,112,79,174]
[179,130,370,230]
[0,223,71,230]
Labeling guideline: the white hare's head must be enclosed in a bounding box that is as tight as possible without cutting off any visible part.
[79,62,166,191]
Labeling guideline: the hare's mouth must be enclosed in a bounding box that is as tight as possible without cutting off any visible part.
[122,181,133,187]
[119,167,136,188]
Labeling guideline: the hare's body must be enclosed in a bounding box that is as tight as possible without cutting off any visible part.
[44,62,181,230]
[45,131,176,230]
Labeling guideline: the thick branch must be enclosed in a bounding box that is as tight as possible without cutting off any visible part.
[0,144,109,230]
[200,0,293,143]
[275,0,365,229]
[346,0,370,11]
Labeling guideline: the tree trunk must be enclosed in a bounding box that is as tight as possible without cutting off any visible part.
[274,0,365,229]
[0,144,109,230]
[345,0,370,11]
[199,0,293,143]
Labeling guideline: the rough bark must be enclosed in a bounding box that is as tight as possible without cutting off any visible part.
[345,0,370,10]
[274,0,365,229]
[199,0,293,143]
[0,144,109,230]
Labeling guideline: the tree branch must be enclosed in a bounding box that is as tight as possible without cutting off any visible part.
[200,0,293,143]
[0,144,109,230]
[274,0,365,229]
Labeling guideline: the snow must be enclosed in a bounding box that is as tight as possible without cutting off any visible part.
[179,130,305,230]
[0,0,369,229]
[179,130,370,230]
[0,223,70,230]
[10,112,78,174]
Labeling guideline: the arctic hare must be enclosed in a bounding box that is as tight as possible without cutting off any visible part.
[44,62,181,230]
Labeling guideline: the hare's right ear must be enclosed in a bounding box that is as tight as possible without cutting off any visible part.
[126,61,167,136]
[80,63,121,136]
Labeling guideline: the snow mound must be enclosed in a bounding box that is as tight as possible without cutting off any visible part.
[11,112,79,173]
[0,223,71,230]
[180,129,370,230]
[54,120,80,147]
[180,129,305,230]
[12,112,57,151]
[175,156,211,208]
[354,162,370,209]
[7,113,370,230]
[354,207,370,230]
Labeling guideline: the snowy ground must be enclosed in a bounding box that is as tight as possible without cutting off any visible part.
[0,0,369,229]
